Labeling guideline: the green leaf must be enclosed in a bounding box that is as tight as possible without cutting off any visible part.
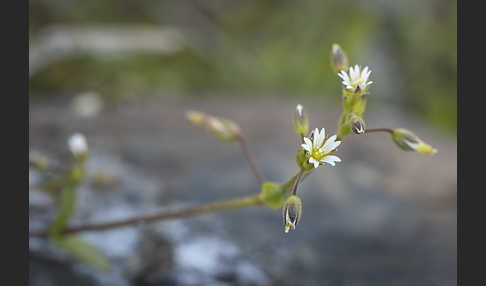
[259,182,284,209]
[53,235,112,272]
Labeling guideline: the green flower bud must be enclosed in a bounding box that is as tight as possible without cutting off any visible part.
[293,104,309,136]
[331,43,349,73]
[391,128,437,155]
[350,114,366,134]
[186,110,241,141]
[282,195,302,233]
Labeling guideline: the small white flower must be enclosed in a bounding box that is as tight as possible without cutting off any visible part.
[338,65,373,92]
[301,128,342,168]
[68,133,88,156]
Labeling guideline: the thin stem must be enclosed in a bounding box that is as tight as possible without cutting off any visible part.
[365,128,393,134]
[30,194,263,237]
[292,168,305,196]
[236,134,264,186]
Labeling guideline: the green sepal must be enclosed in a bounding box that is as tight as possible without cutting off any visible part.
[294,116,309,137]
[337,113,352,140]
[351,95,367,116]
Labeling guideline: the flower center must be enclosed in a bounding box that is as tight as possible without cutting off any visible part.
[351,78,361,87]
[311,147,327,161]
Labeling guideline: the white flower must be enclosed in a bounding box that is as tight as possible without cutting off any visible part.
[68,133,88,156]
[338,65,373,92]
[301,128,342,168]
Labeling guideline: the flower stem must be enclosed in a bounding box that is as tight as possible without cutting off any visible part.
[236,134,264,186]
[365,128,393,134]
[292,168,305,195]
[30,195,264,237]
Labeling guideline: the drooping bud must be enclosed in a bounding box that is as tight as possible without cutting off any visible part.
[350,114,366,134]
[68,133,88,162]
[391,128,437,155]
[293,104,309,136]
[282,195,302,233]
[186,110,241,141]
[331,43,349,73]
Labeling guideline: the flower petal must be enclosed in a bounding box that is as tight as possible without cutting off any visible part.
[313,128,319,147]
[324,141,342,153]
[301,138,313,152]
[361,67,369,79]
[301,144,310,153]
[322,134,336,148]
[351,65,360,80]
[338,72,347,80]
[309,157,320,168]
[315,128,326,147]
[338,71,350,85]
[323,136,341,153]
[303,136,313,146]
[321,155,341,166]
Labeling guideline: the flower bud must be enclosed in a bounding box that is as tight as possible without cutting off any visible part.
[331,43,349,73]
[68,133,88,162]
[282,195,302,233]
[391,128,437,155]
[350,114,366,134]
[186,110,241,141]
[293,104,309,136]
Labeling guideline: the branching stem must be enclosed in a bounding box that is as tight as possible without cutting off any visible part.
[30,194,263,237]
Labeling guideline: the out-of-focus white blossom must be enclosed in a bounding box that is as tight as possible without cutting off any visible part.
[68,133,88,157]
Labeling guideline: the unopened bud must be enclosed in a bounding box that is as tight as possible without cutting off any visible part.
[186,110,241,141]
[331,43,349,73]
[293,104,309,136]
[68,133,88,162]
[350,114,366,134]
[391,128,437,155]
[282,195,302,233]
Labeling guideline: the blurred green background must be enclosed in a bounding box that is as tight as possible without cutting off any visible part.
[29,0,456,133]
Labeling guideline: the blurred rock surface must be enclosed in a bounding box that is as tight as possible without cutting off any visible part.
[29,96,456,286]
